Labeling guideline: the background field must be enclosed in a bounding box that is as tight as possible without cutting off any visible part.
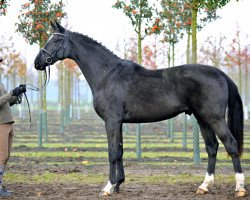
[5,110,250,200]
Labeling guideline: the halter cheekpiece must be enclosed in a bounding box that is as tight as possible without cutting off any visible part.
[40,32,67,64]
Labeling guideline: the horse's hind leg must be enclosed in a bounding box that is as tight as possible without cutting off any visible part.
[208,119,246,197]
[196,120,218,194]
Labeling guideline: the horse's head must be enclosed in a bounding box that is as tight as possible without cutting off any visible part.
[34,21,71,70]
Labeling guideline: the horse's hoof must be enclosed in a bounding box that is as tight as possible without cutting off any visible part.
[101,191,110,196]
[196,188,207,195]
[235,190,246,197]
[114,187,120,193]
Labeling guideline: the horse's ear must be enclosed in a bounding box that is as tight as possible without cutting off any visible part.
[55,21,65,33]
[50,21,57,31]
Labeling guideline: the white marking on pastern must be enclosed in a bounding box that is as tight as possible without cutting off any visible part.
[198,173,214,192]
[99,181,116,196]
[235,173,246,192]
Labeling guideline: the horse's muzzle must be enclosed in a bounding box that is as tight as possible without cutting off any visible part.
[34,60,46,71]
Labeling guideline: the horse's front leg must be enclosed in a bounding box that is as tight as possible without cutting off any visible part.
[114,134,125,193]
[100,119,123,196]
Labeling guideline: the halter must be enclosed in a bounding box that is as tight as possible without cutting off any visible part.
[26,32,68,91]
[40,32,67,65]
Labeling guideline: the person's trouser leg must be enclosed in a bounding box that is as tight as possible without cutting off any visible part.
[7,125,14,164]
[0,124,13,188]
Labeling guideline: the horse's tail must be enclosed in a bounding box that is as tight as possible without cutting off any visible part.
[223,73,244,156]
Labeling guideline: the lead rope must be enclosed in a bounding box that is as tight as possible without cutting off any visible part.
[23,92,31,128]
[20,66,50,128]
[25,66,50,91]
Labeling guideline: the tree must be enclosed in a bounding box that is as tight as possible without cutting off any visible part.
[225,29,249,99]
[113,0,154,159]
[56,61,65,135]
[186,0,235,165]
[63,58,78,125]
[143,45,156,69]
[153,1,187,143]
[8,53,27,119]
[199,34,226,67]
[0,34,28,118]
[124,37,138,62]
[73,70,82,120]
[16,0,66,146]
[0,35,14,83]
[157,1,185,67]
[241,45,250,107]
[190,0,235,63]
[0,0,9,16]
[17,0,66,46]
[113,0,154,64]
[154,0,213,65]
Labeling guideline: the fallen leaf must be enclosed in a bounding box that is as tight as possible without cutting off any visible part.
[81,160,89,165]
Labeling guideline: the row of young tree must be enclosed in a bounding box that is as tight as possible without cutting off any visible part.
[0,34,83,133]
[122,28,250,104]
[112,0,244,161]
[0,35,28,88]
[114,0,250,108]
[1,0,82,145]
[1,0,248,153]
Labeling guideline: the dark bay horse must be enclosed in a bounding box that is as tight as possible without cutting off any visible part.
[34,22,246,197]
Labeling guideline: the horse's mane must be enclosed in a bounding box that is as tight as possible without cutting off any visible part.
[70,31,120,60]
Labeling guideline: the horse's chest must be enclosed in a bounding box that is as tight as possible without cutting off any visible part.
[93,96,106,119]
[93,91,123,120]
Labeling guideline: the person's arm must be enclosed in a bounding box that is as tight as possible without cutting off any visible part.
[0,93,13,106]
[9,95,18,106]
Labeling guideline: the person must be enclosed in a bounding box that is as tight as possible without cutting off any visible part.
[0,58,26,197]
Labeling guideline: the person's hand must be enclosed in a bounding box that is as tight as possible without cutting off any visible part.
[11,87,23,97]
[19,84,26,93]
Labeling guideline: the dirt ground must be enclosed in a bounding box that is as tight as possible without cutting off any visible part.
[6,117,250,200]
[4,159,250,200]
[6,181,249,200]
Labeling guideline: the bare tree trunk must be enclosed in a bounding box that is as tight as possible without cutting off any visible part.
[191,0,200,165]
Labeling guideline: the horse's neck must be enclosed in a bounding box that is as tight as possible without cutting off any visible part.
[69,36,118,92]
